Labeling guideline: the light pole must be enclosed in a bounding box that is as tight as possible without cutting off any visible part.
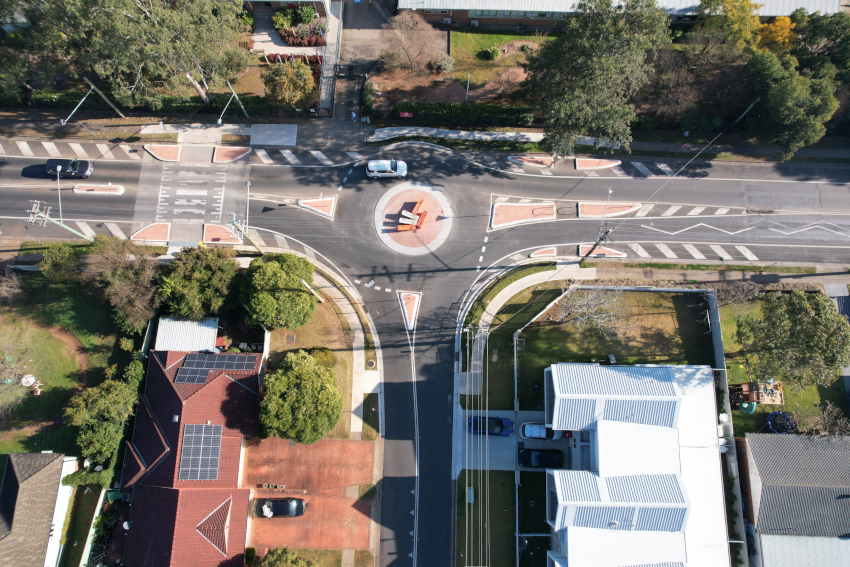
[56,165,63,223]
[245,181,251,235]
[600,187,613,226]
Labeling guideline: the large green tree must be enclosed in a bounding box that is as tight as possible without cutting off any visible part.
[746,51,838,161]
[262,59,316,112]
[65,379,137,463]
[241,253,316,329]
[156,247,238,320]
[699,0,763,50]
[735,290,850,389]
[260,351,342,444]
[258,548,313,567]
[791,9,850,83]
[525,0,669,156]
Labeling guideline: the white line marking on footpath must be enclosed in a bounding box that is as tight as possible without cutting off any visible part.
[635,204,654,217]
[481,246,486,252]
[346,151,364,161]
[105,223,127,239]
[69,143,88,158]
[540,169,553,176]
[656,163,676,176]
[687,207,706,216]
[683,244,706,259]
[735,245,759,261]
[15,141,33,156]
[42,142,62,158]
[343,177,347,183]
[661,205,682,216]
[715,208,730,215]
[709,244,733,260]
[273,234,288,249]
[176,190,208,196]
[585,171,599,177]
[631,162,654,177]
[96,144,116,160]
[611,166,627,177]
[254,149,274,164]
[310,150,334,166]
[628,243,651,258]
[120,144,141,160]
[280,150,302,165]
[75,222,97,238]
[655,243,678,258]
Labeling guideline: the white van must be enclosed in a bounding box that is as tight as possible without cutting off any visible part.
[366,160,407,178]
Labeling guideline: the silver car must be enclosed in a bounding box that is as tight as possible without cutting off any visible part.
[520,422,563,441]
[366,159,407,178]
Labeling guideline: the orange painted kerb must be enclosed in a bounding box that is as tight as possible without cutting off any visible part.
[578,202,642,218]
[203,224,242,244]
[298,197,336,220]
[131,222,171,242]
[530,247,556,258]
[578,245,626,258]
[490,202,556,229]
[213,146,251,163]
[144,144,181,162]
[575,158,622,171]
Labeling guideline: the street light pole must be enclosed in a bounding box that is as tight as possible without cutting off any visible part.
[245,181,251,235]
[56,166,63,224]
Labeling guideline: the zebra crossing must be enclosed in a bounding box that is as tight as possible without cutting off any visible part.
[248,147,366,167]
[625,242,761,262]
[157,164,226,225]
[0,138,143,161]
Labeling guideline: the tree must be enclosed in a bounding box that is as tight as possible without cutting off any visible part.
[123,359,146,390]
[548,287,631,337]
[790,401,850,436]
[262,59,316,113]
[700,0,763,50]
[0,274,21,305]
[241,254,316,329]
[0,321,39,418]
[65,379,137,463]
[259,548,314,567]
[791,9,850,83]
[156,247,238,320]
[735,290,850,389]
[76,421,123,464]
[758,16,796,53]
[381,11,437,76]
[746,51,838,160]
[260,351,342,444]
[38,242,80,282]
[525,0,670,156]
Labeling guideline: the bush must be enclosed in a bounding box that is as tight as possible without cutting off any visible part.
[245,548,257,567]
[362,82,375,116]
[631,115,657,130]
[309,347,336,368]
[392,102,534,126]
[272,8,294,30]
[379,49,402,71]
[119,337,135,352]
[123,359,145,390]
[487,47,500,60]
[678,114,722,133]
[432,54,454,73]
[241,11,254,31]
[62,469,113,488]
[296,4,316,24]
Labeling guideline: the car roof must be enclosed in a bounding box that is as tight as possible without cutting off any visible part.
[367,160,394,168]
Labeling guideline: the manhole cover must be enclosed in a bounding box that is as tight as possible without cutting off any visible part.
[367,360,376,369]
[286,334,295,344]
[529,501,534,507]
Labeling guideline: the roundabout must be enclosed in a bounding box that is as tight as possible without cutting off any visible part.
[372,181,453,256]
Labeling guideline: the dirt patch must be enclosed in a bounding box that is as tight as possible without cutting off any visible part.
[467,67,527,101]
[47,326,90,385]
[499,40,540,57]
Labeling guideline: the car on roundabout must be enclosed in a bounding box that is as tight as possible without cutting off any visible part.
[468,416,514,436]
[252,497,306,518]
[366,159,407,179]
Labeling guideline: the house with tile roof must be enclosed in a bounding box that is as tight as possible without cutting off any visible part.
[119,350,263,567]
[742,433,850,567]
[0,452,78,567]
[542,363,731,567]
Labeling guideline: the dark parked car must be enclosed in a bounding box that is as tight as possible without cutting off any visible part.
[518,449,564,469]
[468,416,514,436]
[45,159,93,179]
[252,497,305,519]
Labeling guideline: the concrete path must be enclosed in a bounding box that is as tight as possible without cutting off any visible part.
[318,1,344,110]
[251,11,325,57]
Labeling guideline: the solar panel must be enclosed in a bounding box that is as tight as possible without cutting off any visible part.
[183,353,256,371]
[178,424,222,481]
[175,367,209,384]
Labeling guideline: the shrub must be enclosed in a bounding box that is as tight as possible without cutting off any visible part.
[392,101,534,126]
[62,468,113,488]
[241,11,255,31]
[362,82,375,116]
[432,54,454,73]
[296,4,316,24]
[379,49,403,71]
[678,114,722,133]
[119,337,135,352]
[631,115,657,130]
[123,360,145,390]
[272,8,294,30]
[487,47,500,60]
[309,347,336,368]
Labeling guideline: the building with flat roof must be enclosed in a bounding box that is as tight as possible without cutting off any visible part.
[154,317,218,353]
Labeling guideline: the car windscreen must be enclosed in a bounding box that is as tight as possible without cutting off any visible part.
[390,160,397,172]
[487,420,503,435]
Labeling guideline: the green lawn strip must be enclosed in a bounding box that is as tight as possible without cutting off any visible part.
[358,483,376,500]
[518,292,714,411]
[354,551,373,567]
[518,472,549,534]
[315,267,377,369]
[719,300,849,434]
[581,261,817,274]
[288,549,341,567]
[17,241,167,258]
[465,263,557,328]
[58,485,101,567]
[361,393,380,441]
[456,470,516,567]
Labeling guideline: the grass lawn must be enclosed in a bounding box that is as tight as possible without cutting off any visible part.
[355,551,373,567]
[517,292,714,411]
[456,470,516,567]
[268,302,354,440]
[289,549,341,567]
[465,263,557,328]
[58,486,101,567]
[358,483,376,500]
[361,393,380,442]
[450,29,556,89]
[518,472,548,534]
[719,300,849,434]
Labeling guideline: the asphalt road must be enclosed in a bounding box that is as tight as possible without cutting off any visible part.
[4,146,850,567]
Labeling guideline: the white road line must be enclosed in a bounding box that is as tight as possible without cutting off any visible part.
[687,207,706,216]
[375,286,381,291]
[96,144,116,160]
[611,166,627,177]
[69,143,88,159]
[628,243,651,258]
[585,171,599,177]
[735,245,759,261]
[655,243,678,258]
[310,150,334,166]
[661,205,682,216]
[280,150,302,165]
[656,163,676,176]
[254,148,274,164]
[540,169,553,176]
[683,244,705,259]
[386,288,393,293]
[120,144,141,160]
[172,208,205,215]
[631,162,654,177]
[519,199,532,203]
[176,189,208,196]
[15,141,33,157]
[42,142,62,158]
[709,244,733,260]
[274,234,289,249]
[715,208,730,215]
[495,197,509,203]
[346,151,365,161]
[105,223,127,239]
[635,204,654,217]
[75,221,97,238]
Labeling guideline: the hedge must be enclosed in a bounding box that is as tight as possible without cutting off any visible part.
[392,102,534,126]
[63,450,120,488]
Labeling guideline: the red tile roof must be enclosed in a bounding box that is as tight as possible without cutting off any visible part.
[196,496,232,555]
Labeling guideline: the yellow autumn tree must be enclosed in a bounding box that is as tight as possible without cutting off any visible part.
[758,16,796,53]
[699,0,764,50]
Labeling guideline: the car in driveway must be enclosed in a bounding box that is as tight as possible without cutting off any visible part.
[45,159,93,179]
[520,423,565,441]
[252,497,305,519]
[468,416,514,436]
[518,449,564,469]
[366,159,407,178]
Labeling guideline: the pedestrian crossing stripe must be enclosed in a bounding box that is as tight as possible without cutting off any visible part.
[631,162,654,177]
[280,150,302,165]
[75,222,97,238]
[611,166,627,177]
[274,234,289,249]
[709,245,733,260]
[254,148,274,164]
[540,169,553,176]
[42,142,62,158]
[714,208,730,215]
[635,204,654,217]
[69,143,88,158]
[585,171,599,177]
[96,144,116,160]
[16,141,33,157]
[628,243,651,258]
[120,144,141,160]
[346,151,365,161]
[655,243,677,258]
[310,150,334,166]
[661,205,681,216]
[656,163,676,176]
[735,245,758,261]
[105,223,127,239]
[682,244,705,259]
[687,207,706,216]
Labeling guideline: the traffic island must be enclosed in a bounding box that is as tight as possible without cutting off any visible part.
[529,247,556,258]
[577,201,642,218]
[298,197,337,220]
[373,182,453,256]
[144,144,181,162]
[130,222,171,243]
[490,202,556,230]
[398,291,421,332]
[203,224,242,244]
[507,155,553,168]
[72,184,125,195]
[577,245,626,258]
[575,158,622,170]
[212,146,251,163]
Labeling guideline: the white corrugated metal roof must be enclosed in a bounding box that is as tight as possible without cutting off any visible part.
[596,420,681,476]
[552,364,678,397]
[398,0,841,16]
[759,534,850,567]
[154,317,218,352]
[555,470,601,502]
[565,527,687,567]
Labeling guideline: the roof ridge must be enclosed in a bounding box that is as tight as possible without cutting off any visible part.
[196,496,231,557]
[136,395,172,484]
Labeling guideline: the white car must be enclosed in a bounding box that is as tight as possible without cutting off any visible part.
[520,423,563,441]
[366,159,407,178]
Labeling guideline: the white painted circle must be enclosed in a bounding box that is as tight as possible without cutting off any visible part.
[373,181,454,256]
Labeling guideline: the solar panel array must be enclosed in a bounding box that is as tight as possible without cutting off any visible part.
[174,353,256,384]
[178,424,222,481]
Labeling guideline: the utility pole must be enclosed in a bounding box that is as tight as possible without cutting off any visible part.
[245,181,251,236]
[580,188,614,262]
[25,201,94,242]
[56,166,63,223]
